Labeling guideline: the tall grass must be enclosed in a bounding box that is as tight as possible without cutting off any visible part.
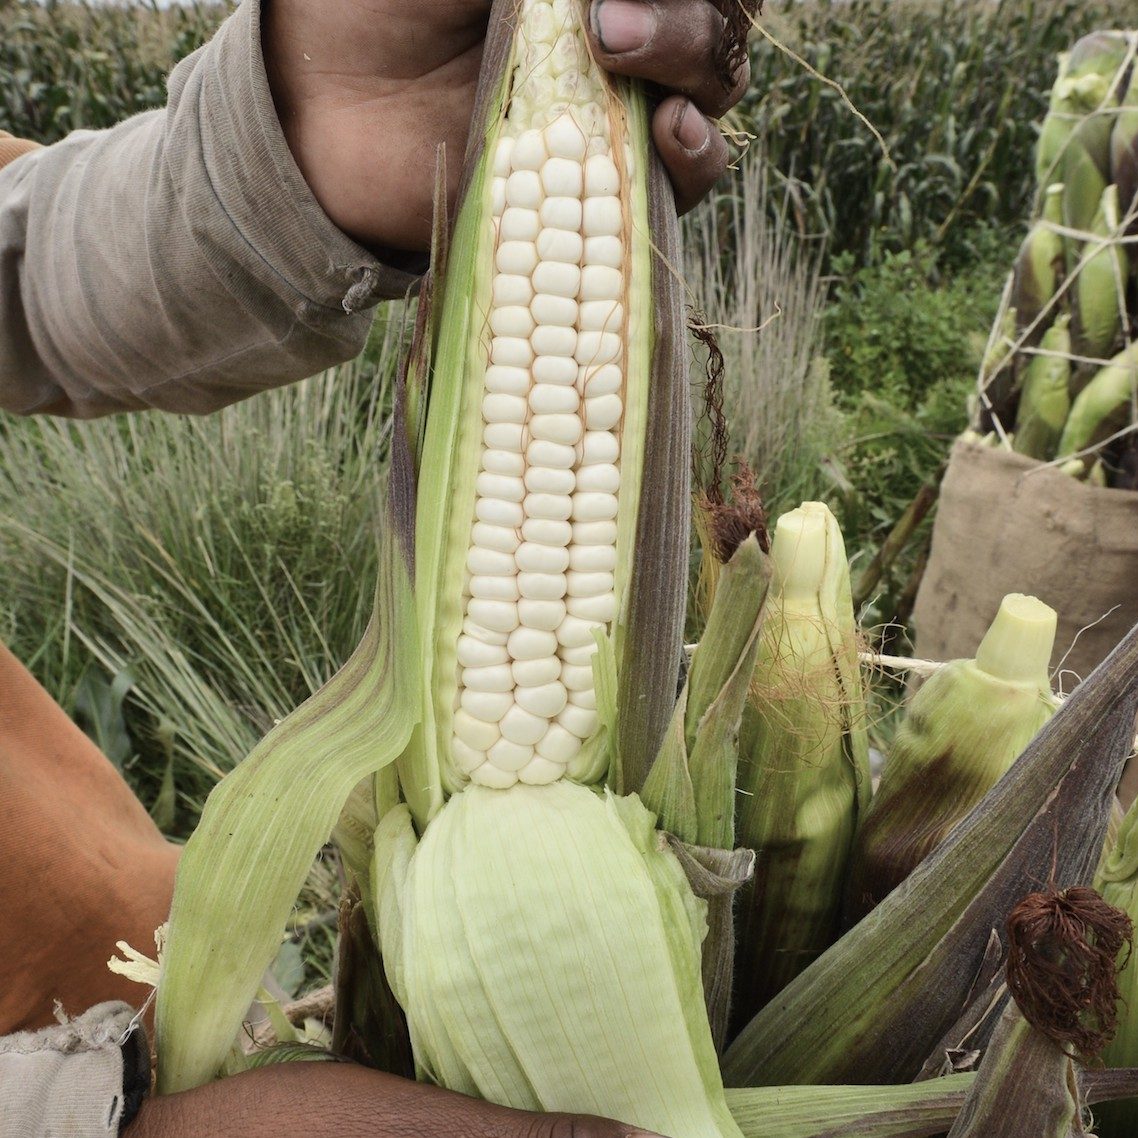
[684,150,840,516]
[0,315,406,833]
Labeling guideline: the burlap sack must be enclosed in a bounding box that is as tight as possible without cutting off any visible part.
[913,438,1138,686]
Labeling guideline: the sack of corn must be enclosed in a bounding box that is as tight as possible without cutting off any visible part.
[916,30,1138,684]
[116,6,1138,1136]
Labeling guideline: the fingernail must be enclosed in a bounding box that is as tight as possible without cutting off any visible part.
[591,0,658,54]
[672,100,710,153]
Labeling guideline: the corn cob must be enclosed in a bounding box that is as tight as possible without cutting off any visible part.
[1072,184,1128,368]
[1056,342,1138,465]
[1013,313,1071,461]
[1036,34,1129,194]
[731,502,870,1024]
[1009,184,1065,349]
[1095,797,1138,1137]
[845,594,1057,923]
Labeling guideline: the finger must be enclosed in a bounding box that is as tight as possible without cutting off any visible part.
[651,95,730,214]
[586,0,750,120]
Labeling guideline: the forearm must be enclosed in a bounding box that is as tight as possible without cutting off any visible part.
[0,0,422,419]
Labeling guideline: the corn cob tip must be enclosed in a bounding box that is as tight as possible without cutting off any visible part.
[974,593,1056,687]
[770,503,830,600]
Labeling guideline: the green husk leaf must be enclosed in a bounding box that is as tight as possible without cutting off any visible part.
[724,619,1138,1087]
[155,525,419,1094]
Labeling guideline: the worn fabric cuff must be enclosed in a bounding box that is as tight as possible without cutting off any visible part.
[0,1002,149,1138]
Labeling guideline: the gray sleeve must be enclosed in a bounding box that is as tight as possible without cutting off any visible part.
[0,1002,148,1137]
[0,0,424,418]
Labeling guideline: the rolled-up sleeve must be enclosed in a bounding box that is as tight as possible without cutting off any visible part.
[0,0,423,418]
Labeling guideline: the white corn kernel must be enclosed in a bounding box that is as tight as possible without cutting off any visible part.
[484,365,531,396]
[584,153,621,195]
[575,463,620,493]
[463,617,510,645]
[567,592,617,622]
[457,633,510,667]
[519,598,567,631]
[567,570,614,596]
[558,702,600,738]
[557,614,604,648]
[469,575,520,602]
[568,544,617,572]
[524,464,575,493]
[461,688,513,722]
[492,273,535,306]
[454,709,500,750]
[540,195,583,230]
[579,300,624,332]
[471,762,519,789]
[579,265,623,300]
[525,493,573,521]
[505,170,543,209]
[545,112,588,160]
[471,523,520,554]
[541,156,584,197]
[482,448,526,477]
[507,626,559,660]
[490,305,536,339]
[490,337,534,369]
[532,356,578,386]
[569,687,598,710]
[574,331,621,366]
[475,472,525,502]
[492,136,514,178]
[580,363,622,397]
[500,207,540,242]
[561,662,594,690]
[573,492,619,521]
[482,393,528,425]
[532,262,581,299]
[462,663,515,692]
[559,642,598,665]
[522,518,572,545]
[528,385,579,415]
[527,439,576,468]
[530,293,579,327]
[536,228,583,264]
[580,431,620,464]
[512,128,548,171]
[518,571,568,600]
[584,235,623,268]
[530,325,578,358]
[496,240,539,276]
[475,497,524,528]
[518,756,565,785]
[529,413,582,445]
[499,707,548,747]
[537,723,581,763]
[583,196,623,237]
[516,541,570,573]
[585,393,623,430]
[465,547,515,576]
[516,681,569,717]
[571,520,618,545]
[513,656,563,686]
[467,599,519,633]
[452,737,488,774]
[489,736,537,770]
[491,177,507,216]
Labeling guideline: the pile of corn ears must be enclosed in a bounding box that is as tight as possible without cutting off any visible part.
[969,30,1138,490]
[142,5,1138,1137]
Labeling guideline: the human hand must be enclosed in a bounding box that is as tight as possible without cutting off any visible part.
[124,1061,664,1137]
[263,0,750,253]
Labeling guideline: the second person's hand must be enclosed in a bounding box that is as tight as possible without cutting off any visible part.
[263,0,751,253]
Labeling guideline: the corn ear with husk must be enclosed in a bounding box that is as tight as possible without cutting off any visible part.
[1036,35,1129,194]
[729,502,870,1024]
[1056,342,1138,467]
[975,305,1019,433]
[723,621,1138,1088]
[1010,184,1066,349]
[1014,315,1072,460]
[1072,184,1128,367]
[1111,61,1138,269]
[845,593,1058,922]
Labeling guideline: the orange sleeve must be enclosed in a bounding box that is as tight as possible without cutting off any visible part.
[0,129,41,170]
